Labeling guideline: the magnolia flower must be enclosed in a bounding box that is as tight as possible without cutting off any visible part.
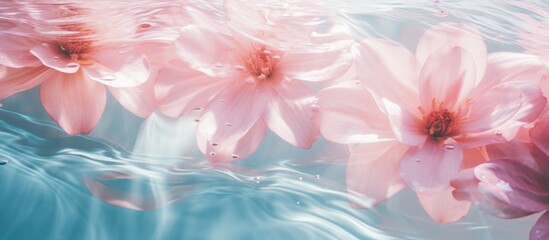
[452,121,549,240]
[0,2,167,134]
[155,1,352,161]
[318,22,546,222]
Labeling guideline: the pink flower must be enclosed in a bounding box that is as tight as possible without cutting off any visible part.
[452,121,549,240]
[0,3,167,134]
[155,1,353,161]
[318,22,546,222]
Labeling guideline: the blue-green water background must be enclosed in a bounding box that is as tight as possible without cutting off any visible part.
[1,1,547,239]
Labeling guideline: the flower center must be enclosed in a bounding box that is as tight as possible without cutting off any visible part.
[245,45,280,81]
[56,23,96,65]
[419,99,460,139]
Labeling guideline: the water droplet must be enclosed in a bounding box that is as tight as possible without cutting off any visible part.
[194,118,200,122]
[138,23,152,29]
[219,99,225,103]
[494,130,503,136]
[315,175,320,179]
[212,63,224,69]
[444,144,455,150]
[255,176,261,183]
[225,122,232,127]
[66,63,79,68]
[436,9,450,17]
[53,56,59,60]
[415,158,421,163]
[101,75,116,81]
[272,55,281,59]
[210,142,218,147]
[234,65,245,71]
[193,107,203,111]
[0,160,7,165]
[298,177,303,181]
[231,154,239,159]
[296,201,301,205]
[209,152,216,156]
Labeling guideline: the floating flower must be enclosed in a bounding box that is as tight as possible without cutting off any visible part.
[0,2,169,134]
[155,0,353,161]
[452,121,549,240]
[318,22,546,222]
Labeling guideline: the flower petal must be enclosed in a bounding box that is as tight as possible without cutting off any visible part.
[354,39,420,112]
[83,49,150,88]
[262,80,318,148]
[381,98,427,146]
[0,66,52,99]
[198,120,267,162]
[0,33,41,68]
[40,71,106,135]
[155,59,229,117]
[174,25,231,77]
[196,79,268,150]
[400,138,463,194]
[277,40,352,82]
[531,211,549,240]
[531,121,549,158]
[108,79,156,118]
[474,160,549,213]
[417,187,471,223]
[416,22,486,82]
[419,46,476,110]
[346,141,407,208]
[317,81,394,143]
[30,43,79,73]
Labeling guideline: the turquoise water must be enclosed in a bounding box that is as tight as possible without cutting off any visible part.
[1,1,547,239]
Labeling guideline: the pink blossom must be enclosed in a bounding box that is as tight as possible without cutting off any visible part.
[318,22,546,222]
[452,121,549,240]
[0,2,170,134]
[155,1,353,161]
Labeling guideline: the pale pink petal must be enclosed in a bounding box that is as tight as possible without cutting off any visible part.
[198,120,267,162]
[416,22,486,82]
[155,59,229,117]
[262,80,318,148]
[174,25,232,76]
[400,138,463,194]
[381,98,427,146]
[40,71,106,135]
[355,39,420,112]
[461,83,522,133]
[459,82,546,149]
[277,40,352,82]
[486,140,544,171]
[0,66,52,99]
[83,49,150,87]
[30,43,79,73]
[474,160,549,213]
[473,52,547,96]
[108,79,156,118]
[531,121,549,157]
[317,81,394,143]
[418,46,476,110]
[0,33,41,68]
[196,79,268,150]
[531,211,549,240]
[346,141,407,208]
[417,187,471,223]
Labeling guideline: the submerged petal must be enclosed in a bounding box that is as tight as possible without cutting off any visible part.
[531,211,549,240]
[0,66,52,100]
[40,71,106,135]
[30,43,80,74]
[346,141,407,208]
[84,50,150,88]
[417,187,471,223]
[400,138,463,194]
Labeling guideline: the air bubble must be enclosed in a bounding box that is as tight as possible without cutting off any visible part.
[494,130,503,136]
[209,152,216,156]
[219,99,225,103]
[53,56,59,60]
[444,144,455,150]
[296,201,301,205]
[210,142,218,147]
[101,75,116,81]
[415,159,421,163]
[67,63,79,68]
[231,154,239,159]
[298,177,303,181]
[0,160,7,165]
[193,107,203,111]
[315,175,320,179]
[255,176,261,183]
[225,122,232,127]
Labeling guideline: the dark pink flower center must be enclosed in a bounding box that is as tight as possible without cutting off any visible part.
[245,45,280,81]
[56,23,96,65]
[419,99,460,139]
